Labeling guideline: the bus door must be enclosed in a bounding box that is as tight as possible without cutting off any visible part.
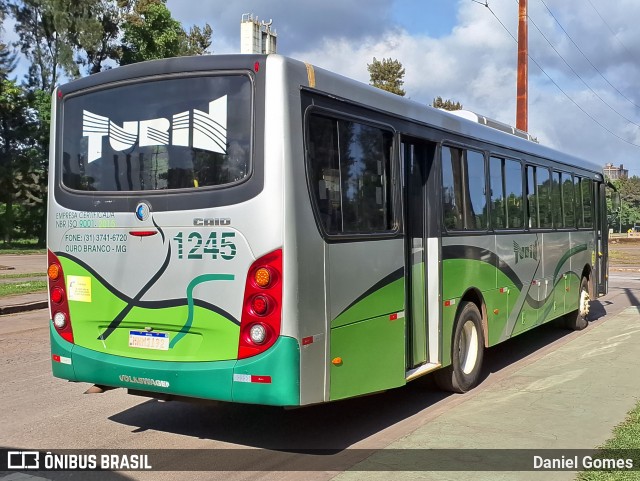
[595,181,609,296]
[402,137,438,368]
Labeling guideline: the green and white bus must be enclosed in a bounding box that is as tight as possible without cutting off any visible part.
[47,54,610,405]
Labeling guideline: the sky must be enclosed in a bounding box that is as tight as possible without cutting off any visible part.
[4,0,639,174]
[163,0,640,174]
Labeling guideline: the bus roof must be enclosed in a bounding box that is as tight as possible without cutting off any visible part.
[58,53,603,177]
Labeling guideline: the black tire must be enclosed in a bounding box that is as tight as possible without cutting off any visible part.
[564,276,589,330]
[434,301,485,393]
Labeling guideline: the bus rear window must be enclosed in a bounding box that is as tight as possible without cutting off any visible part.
[61,75,252,192]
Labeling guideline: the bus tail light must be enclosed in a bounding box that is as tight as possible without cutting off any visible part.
[238,249,282,359]
[48,250,74,344]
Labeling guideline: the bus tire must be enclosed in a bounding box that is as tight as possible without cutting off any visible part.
[565,276,589,330]
[434,301,485,393]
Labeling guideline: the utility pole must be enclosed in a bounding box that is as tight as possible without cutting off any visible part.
[516,0,528,132]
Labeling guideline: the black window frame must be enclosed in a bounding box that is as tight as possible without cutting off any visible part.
[303,106,400,242]
[489,155,524,231]
[52,57,265,213]
[441,143,489,233]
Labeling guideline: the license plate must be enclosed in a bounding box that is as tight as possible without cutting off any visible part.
[129,331,169,351]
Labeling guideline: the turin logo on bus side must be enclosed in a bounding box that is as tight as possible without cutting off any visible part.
[513,239,539,264]
[81,96,228,163]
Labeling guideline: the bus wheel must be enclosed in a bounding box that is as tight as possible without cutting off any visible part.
[434,302,484,393]
[565,276,589,330]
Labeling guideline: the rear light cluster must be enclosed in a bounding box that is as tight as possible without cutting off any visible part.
[47,250,74,343]
[238,249,282,359]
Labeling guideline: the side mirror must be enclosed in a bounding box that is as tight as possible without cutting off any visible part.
[612,192,621,213]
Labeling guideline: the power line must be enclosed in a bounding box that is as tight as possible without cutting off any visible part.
[526,5,640,131]
[538,0,640,111]
[585,0,636,62]
[478,1,640,149]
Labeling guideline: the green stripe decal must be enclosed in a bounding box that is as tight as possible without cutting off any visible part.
[57,256,241,362]
[553,244,588,281]
[170,273,235,348]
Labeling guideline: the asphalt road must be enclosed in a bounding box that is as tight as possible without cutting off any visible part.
[1,273,639,481]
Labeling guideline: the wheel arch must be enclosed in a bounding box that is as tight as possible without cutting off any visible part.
[457,287,488,348]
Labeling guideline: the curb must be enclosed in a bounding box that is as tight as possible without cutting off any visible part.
[0,300,48,316]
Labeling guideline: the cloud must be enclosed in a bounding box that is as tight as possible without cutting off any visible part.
[281,0,640,167]
[166,0,395,54]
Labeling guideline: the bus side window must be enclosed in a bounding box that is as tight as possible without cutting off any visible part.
[537,167,552,228]
[527,165,539,229]
[562,173,575,228]
[582,178,593,228]
[574,176,583,228]
[442,146,486,231]
[551,171,562,228]
[504,159,523,229]
[442,146,463,230]
[307,115,341,234]
[489,156,506,229]
[306,113,394,236]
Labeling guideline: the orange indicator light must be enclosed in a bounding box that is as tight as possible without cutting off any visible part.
[48,264,60,280]
[254,267,271,288]
[332,357,343,366]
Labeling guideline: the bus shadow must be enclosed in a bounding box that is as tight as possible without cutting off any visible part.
[108,309,606,452]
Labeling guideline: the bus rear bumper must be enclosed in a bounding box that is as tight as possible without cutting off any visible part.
[49,322,301,406]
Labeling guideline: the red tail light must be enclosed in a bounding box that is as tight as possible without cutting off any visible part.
[47,250,74,343]
[238,249,282,359]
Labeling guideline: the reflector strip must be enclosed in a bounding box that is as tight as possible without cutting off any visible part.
[389,311,405,321]
[52,354,71,365]
[129,230,158,237]
[499,287,508,294]
[305,62,316,88]
[444,299,456,307]
[302,334,323,346]
[233,374,272,384]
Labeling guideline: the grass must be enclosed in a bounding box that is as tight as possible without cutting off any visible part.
[0,272,44,280]
[608,243,640,267]
[608,249,640,266]
[0,280,47,297]
[0,239,46,255]
[576,401,640,480]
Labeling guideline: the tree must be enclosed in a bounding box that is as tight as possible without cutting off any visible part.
[72,0,123,75]
[0,3,17,79]
[367,57,405,96]
[432,96,463,111]
[610,176,640,232]
[10,0,79,92]
[119,0,211,65]
[0,78,40,242]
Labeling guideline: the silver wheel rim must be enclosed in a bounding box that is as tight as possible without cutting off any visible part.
[459,319,479,375]
[579,286,590,318]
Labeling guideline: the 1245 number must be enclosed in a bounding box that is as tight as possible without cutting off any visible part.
[172,231,237,260]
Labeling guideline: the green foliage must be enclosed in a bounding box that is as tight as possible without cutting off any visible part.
[1,0,214,246]
[432,96,463,111]
[71,0,123,75]
[608,177,640,233]
[10,0,77,91]
[119,0,211,65]
[0,3,17,78]
[0,78,47,244]
[367,57,406,96]
[576,400,640,481]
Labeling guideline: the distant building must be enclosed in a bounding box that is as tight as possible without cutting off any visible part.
[241,14,277,54]
[603,163,628,180]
